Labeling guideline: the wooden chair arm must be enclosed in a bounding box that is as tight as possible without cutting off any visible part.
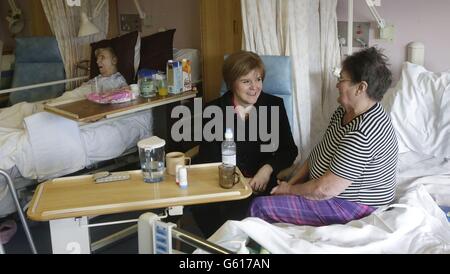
[185,145,199,159]
[276,164,297,181]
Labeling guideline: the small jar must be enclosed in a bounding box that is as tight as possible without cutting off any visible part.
[138,69,157,98]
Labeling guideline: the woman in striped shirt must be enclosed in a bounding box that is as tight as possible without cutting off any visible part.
[250,47,398,226]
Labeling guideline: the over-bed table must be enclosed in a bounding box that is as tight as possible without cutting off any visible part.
[27,163,251,254]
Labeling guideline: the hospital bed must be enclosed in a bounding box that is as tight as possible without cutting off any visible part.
[190,62,450,254]
[0,86,154,217]
[0,32,202,218]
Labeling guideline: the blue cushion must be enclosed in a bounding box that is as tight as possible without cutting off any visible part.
[15,37,63,63]
[220,55,293,127]
[10,63,65,104]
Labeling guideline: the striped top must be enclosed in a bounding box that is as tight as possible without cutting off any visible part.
[308,103,398,207]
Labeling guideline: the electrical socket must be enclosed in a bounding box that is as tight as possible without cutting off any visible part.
[120,14,141,32]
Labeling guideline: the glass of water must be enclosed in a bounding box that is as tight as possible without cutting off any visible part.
[138,136,166,183]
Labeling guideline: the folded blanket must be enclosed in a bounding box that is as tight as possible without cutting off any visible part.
[24,112,86,180]
[0,103,43,172]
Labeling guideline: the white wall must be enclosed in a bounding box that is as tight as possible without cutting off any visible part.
[0,0,34,52]
[337,0,450,82]
[117,0,201,50]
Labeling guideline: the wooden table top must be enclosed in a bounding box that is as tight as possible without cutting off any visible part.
[27,163,252,221]
[44,90,197,123]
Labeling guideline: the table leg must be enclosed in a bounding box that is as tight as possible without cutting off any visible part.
[49,217,91,254]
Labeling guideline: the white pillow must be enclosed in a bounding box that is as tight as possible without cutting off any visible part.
[384,62,450,158]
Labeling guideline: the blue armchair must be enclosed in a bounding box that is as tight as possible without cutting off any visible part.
[220,55,293,129]
[9,37,65,105]
[218,55,296,180]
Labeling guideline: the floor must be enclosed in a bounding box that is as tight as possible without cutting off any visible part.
[1,207,204,254]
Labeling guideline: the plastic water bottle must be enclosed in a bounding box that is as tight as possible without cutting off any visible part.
[222,128,236,166]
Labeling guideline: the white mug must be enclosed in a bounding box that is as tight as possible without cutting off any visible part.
[166,152,191,176]
[130,84,140,96]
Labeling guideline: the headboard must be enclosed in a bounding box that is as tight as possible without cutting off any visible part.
[89,29,176,85]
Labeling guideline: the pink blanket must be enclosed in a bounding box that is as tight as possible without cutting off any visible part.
[86,88,135,104]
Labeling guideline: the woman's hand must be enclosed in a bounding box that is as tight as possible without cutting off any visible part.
[270,180,292,195]
[249,164,273,193]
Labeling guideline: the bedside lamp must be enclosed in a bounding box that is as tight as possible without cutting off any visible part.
[78,12,100,37]
[77,0,146,37]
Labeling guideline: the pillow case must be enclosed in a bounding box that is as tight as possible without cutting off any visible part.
[139,29,176,72]
[89,31,140,84]
[383,62,450,158]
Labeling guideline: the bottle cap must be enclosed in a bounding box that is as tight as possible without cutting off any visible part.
[138,69,157,78]
[225,128,233,140]
[137,136,165,150]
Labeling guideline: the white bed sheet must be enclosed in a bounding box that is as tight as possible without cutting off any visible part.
[200,152,450,254]
[0,85,152,180]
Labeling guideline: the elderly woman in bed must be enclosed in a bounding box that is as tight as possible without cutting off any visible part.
[84,47,134,104]
[250,47,399,226]
[84,47,128,92]
[51,47,129,104]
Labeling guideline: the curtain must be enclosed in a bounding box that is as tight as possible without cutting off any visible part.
[320,0,341,125]
[0,40,3,74]
[40,0,109,89]
[241,0,340,163]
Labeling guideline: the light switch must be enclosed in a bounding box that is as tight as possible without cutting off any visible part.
[143,16,152,27]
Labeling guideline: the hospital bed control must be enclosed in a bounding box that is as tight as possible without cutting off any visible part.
[153,221,176,254]
[93,171,131,183]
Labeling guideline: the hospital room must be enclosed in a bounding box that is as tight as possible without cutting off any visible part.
[0,0,449,259]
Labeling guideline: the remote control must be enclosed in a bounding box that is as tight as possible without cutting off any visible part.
[94,172,131,183]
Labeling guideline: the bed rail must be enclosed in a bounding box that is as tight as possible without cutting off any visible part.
[0,169,37,254]
[172,226,232,254]
[0,76,89,95]
[138,212,233,254]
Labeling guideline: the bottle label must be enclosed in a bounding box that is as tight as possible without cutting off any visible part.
[222,155,236,166]
[140,81,154,97]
